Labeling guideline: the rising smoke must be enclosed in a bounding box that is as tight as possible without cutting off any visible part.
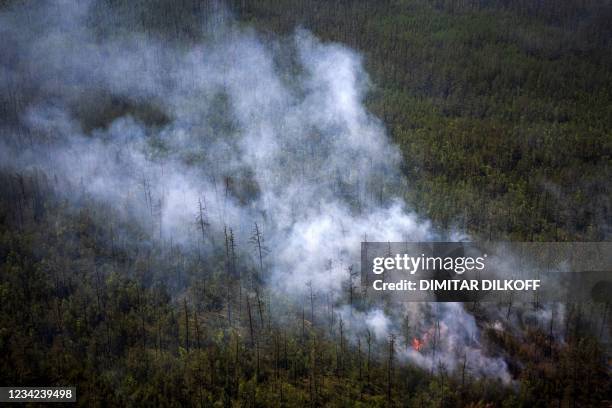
[0,0,513,381]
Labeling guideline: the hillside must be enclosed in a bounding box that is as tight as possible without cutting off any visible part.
[0,0,610,406]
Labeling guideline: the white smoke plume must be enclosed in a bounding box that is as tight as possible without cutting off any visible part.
[0,0,512,381]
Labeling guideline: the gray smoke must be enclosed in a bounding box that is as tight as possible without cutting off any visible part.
[0,0,512,381]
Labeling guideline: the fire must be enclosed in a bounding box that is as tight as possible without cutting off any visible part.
[411,337,424,352]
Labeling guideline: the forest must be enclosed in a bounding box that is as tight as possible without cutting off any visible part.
[0,0,610,406]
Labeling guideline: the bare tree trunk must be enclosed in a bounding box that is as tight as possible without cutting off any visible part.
[184,299,189,351]
[246,295,254,346]
[224,226,232,325]
[387,334,395,406]
[307,281,315,326]
[366,329,372,385]
[194,310,201,349]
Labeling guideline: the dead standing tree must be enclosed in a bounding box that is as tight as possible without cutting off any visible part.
[224,226,232,325]
[196,196,214,249]
[184,299,189,352]
[366,328,372,386]
[347,265,358,317]
[249,222,268,328]
[250,222,267,283]
[306,280,315,327]
[387,334,396,406]
[228,228,241,317]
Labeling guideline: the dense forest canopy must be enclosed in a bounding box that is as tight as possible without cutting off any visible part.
[0,0,610,406]
[233,0,612,241]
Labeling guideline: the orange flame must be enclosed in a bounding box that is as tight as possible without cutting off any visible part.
[411,337,424,352]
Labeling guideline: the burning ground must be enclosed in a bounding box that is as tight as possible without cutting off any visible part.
[0,0,610,405]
